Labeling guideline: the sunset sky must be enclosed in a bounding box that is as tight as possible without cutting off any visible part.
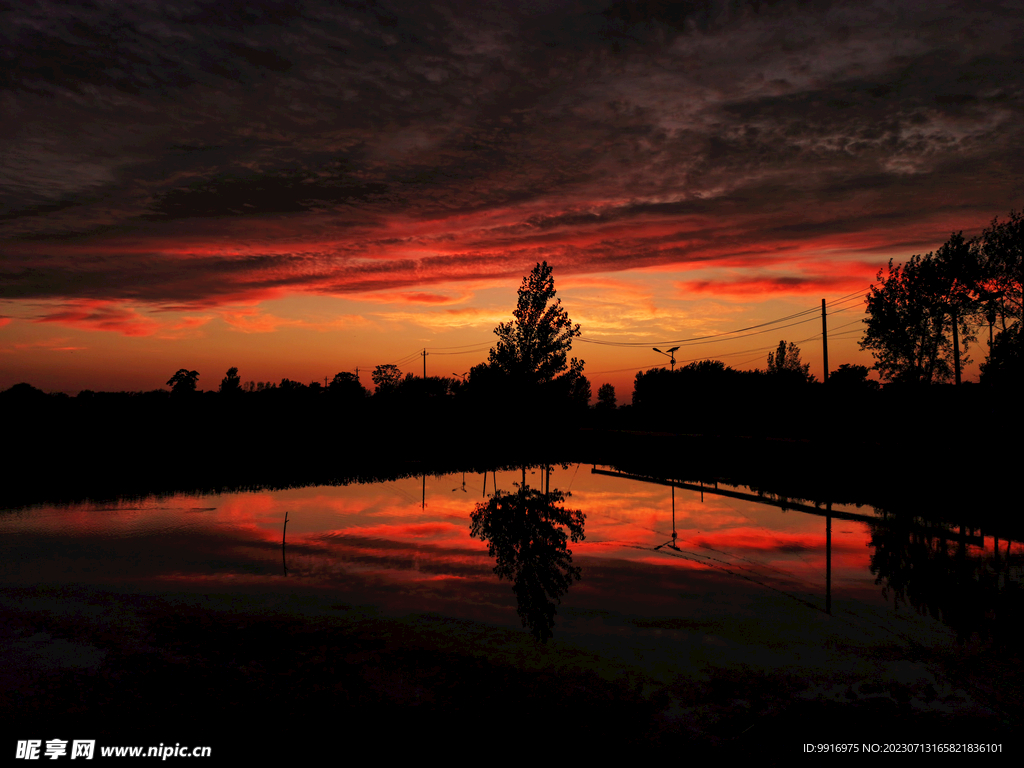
[2,0,1022,396]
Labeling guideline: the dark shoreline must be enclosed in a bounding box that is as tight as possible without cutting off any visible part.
[5,427,1020,541]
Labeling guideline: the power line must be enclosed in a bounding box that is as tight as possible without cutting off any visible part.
[588,319,868,376]
[429,344,493,356]
[578,307,820,348]
[425,339,495,350]
[578,291,869,350]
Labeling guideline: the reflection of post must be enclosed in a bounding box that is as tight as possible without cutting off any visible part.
[422,474,425,510]
[672,484,677,546]
[655,483,679,551]
[825,502,831,615]
[282,510,289,577]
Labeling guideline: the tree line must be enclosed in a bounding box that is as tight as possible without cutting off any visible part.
[861,210,1022,386]
[155,261,592,413]
[6,219,1019,436]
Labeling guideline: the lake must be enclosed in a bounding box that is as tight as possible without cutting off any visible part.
[2,464,1018,753]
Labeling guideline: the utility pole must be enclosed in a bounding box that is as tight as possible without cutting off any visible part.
[421,348,428,378]
[821,299,829,384]
[355,366,360,383]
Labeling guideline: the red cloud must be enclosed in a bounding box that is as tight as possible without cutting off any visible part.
[10,337,87,352]
[36,301,161,336]
[356,290,473,306]
[678,274,869,297]
[399,292,463,304]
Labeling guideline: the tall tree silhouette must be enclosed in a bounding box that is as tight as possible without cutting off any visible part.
[974,211,1023,334]
[975,212,1023,385]
[861,233,977,384]
[489,261,585,392]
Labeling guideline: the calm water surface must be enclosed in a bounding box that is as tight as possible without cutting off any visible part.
[2,465,1016,644]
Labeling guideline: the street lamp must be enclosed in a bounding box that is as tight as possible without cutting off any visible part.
[653,346,680,371]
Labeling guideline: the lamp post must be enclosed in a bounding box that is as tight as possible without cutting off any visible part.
[653,346,680,371]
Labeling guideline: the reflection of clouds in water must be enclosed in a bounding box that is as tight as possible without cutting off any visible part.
[315,521,472,550]
[217,492,276,523]
[16,469,999,640]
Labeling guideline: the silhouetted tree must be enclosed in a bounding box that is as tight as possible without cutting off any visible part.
[828,363,879,390]
[167,369,199,395]
[596,382,617,409]
[488,262,586,408]
[395,374,452,399]
[566,372,591,408]
[765,340,813,382]
[974,211,1023,336]
[861,233,978,384]
[219,367,242,394]
[490,262,583,385]
[329,371,367,399]
[371,364,402,394]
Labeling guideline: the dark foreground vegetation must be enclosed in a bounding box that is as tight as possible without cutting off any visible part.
[2,584,1015,759]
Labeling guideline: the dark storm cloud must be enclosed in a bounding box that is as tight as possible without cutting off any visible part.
[1,0,1023,305]
[144,167,389,219]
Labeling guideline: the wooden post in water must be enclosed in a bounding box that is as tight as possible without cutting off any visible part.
[282,511,289,577]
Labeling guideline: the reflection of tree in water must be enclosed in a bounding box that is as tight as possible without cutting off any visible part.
[869,517,1021,646]
[470,484,585,642]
